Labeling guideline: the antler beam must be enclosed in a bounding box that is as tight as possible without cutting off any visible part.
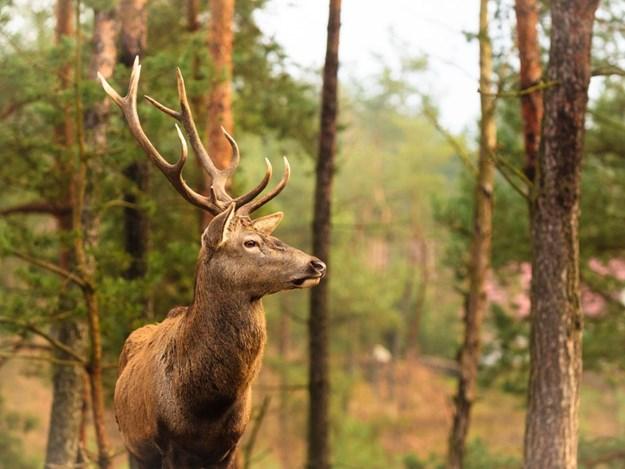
[99,57,290,216]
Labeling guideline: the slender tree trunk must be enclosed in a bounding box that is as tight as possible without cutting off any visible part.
[187,0,200,32]
[78,8,118,468]
[514,0,543,180]
[307,1,341,468]
[119,0,151,315]
[405,236,429,355]
[119,0,147,66]
[45,1,88,465]
[187,0,209,230]
[203,0,234,227]
[87,9,117,152]
[278,300,292,468]
[524,2,599,468]
[45,292,87,467]
[446,1,496,467]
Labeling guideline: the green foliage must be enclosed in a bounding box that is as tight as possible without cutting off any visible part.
[2,0,625,465]
[579,437,625,469]
[403,439,519,469]
[0,397,39,469]
[479,305,529,395]
[332,416,396,469]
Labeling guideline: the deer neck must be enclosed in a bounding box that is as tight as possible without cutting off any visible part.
[169,268,267,413]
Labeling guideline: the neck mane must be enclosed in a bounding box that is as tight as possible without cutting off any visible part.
[166,258,267,414]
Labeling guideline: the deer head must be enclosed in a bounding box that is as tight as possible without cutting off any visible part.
[199,204,326,299]
[99,58,326,301]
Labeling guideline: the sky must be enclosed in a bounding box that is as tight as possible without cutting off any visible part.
[256,0,482,133]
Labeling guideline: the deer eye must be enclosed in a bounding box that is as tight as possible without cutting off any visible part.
[244,239,259,249]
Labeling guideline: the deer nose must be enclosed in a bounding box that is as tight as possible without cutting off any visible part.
[310,258,327,275]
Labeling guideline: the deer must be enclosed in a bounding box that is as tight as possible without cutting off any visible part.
[99,58,326,468]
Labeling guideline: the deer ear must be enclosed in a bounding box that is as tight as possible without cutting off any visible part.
[252,212,284,235]
[202,203,236,249]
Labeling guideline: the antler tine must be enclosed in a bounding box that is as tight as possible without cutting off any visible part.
[99,57,221,215]
[144,67,233,206]
[233,157,273,207]
[221,127,241,176]
[144,94,179,119]
[238,157,291,216]
[174,69,232,204]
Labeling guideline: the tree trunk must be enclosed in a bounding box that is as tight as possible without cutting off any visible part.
[79,8,119,467]
[405,236,429,355]
[87,9,117,152]
[446,0,496,467]
[514,0,543,181]
[524,1,599,468]
[307,1,341,468]
[187,0,208,230]
[45,296,87,467]
[119,0,150,315]
[45,1,88,465]
[119,0,147,67]
[203,0,234,227]
[278,300,292,468]
[187,0,200,32]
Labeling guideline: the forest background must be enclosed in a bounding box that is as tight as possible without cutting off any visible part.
[1,0,625,468]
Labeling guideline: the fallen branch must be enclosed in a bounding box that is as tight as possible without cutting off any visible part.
[581,449,625,468]
[243,396,271,469]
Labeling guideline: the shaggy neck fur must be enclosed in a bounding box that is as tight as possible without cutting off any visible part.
[165,254,267,417]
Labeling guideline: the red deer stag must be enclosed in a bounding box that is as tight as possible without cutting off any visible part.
[99,58,326,468]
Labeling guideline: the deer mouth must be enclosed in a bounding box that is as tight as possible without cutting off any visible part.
[290,275,323,288]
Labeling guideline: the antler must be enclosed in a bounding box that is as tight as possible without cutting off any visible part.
[98,57,290,216]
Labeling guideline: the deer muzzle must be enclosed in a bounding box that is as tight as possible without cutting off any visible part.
[290,258,326,288]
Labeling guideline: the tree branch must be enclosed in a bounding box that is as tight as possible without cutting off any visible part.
[0,351,82,367]
[0,316,86,365]
[243,396,271,469]
[0,202,71,217]
[487,152,531,200]
[591,64,625,77]
[421,104,478,176]
[0,336,27,369]
[7,250,88,289]
[478,80,559,98]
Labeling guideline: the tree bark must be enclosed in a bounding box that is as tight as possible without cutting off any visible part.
[446,0,496,467]
[119,0,150,313]
[307,1,341,468]
[203,0,234,227]
[118,0,147,67]
[46,292,87,467]
[45,1,88,465]
[405,237,429,355]
[514,0,543,180]
[79,8,118,467]
[278,300,292,468]
[187,0,200,32]
[524,2,599,468]
[187,0,208,231]
[87,9,117,152]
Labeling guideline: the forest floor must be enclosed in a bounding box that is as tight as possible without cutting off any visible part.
[1,356,623,468]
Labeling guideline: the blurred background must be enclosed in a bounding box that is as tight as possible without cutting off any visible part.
[0,0,624,468]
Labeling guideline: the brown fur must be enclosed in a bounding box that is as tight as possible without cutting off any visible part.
[114,208,325,468]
